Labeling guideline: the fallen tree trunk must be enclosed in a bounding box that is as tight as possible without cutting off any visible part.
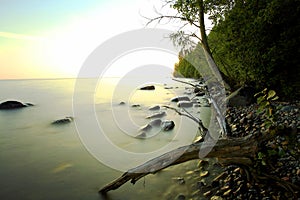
[99,133,259,194]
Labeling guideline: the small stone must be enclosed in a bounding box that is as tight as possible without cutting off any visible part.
[223,189,232,196]
[204,190,212,197]
[161,120,175,131]
[146,111,166,119]
[172,177,185,185]
[135,132,147,139]
[220,185,230,191]
[197,160,209,168]
[210,196,224,200]
[170,96,190,102]
[200,171,209,177]
[131,104,141,108]
[177,101,193,108]
[140,85,155,90]
[52,116,73,125]
[148,105,160,111]
[176,194,186,200]
[119,101,125,105]
[233,167,241,173]
[186,171,194,175]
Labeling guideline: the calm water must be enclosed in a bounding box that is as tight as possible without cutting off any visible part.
[0,78,211,200]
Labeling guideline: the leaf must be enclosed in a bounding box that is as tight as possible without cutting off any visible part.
[257,96,265,104]
[270,96,279,101]
[258,152,264,159]
[267,90,276,100]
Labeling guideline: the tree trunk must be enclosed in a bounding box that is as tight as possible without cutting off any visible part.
[198,0,212,57]
[99,134,259,194]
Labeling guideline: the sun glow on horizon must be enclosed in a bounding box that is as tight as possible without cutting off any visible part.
[0,0,195,80]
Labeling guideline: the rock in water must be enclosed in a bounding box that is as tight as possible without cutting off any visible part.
[52,117,73,125]
[140,85,155,90]
[170,96,190,102]
[149,119,162,126]
[0,100,33,110]
[146,111,167,119]
[139,123,152,132]
[148,105,160,111]
[161,120,175,131]
[135,132,147,139]
[177,101,193,108]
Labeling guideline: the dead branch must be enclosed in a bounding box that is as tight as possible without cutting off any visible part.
[99,134,258,194]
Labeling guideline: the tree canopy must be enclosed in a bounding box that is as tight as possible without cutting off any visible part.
[173,0,300,99]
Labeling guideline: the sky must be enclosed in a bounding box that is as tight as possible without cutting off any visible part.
[0,0,209,80]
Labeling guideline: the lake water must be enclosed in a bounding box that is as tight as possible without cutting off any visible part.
[0,77,211,200]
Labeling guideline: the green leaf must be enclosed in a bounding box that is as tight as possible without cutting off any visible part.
[258,152,264,159]
[267,90,276,100]
[271,96,279,101]
[257,96,265,104]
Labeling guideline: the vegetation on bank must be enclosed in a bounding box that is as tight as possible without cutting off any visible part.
[173,0,300,100]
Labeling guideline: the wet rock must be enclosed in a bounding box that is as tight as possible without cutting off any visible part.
[200,171,209,177]
[161,120,175,131]
[204,190,213,197]
[52,116,73,125]
[146,111,166,119]
[199,98,210,107]
[139,124,152,132]
[148,105,160,111]
[135,132,147,139]
[140,85,155,90]
[223,189,232,196]
[131,104,141,108]
[176,194,186,200]
[210,196,223,200]
[177,101,193,108]
[170,96,190,102]
[149,119,162,127]
[0,100,33,110]
[172,177,185,185]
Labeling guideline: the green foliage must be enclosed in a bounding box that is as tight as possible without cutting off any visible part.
[173,53,202,78]
[208,0,300,100]
[254,88,279,129]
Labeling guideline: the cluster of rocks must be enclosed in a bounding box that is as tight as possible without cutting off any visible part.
[226,102,299,138]
[168,100,299,199]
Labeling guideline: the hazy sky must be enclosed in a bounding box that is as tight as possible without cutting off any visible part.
[0,0,207,79]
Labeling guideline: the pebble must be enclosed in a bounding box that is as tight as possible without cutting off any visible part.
[176,194,186,200]
[200,171,209,177]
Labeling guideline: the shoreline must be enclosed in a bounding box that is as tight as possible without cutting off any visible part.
[171,101,299,199]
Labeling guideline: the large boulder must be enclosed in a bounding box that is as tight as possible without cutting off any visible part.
[0,100,33,110]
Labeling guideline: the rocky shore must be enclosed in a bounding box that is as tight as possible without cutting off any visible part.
[169,101,299,200]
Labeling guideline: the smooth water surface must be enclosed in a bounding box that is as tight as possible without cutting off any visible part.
[0,78,211,200]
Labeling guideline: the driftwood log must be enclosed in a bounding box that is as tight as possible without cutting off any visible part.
[99,133,260,194]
